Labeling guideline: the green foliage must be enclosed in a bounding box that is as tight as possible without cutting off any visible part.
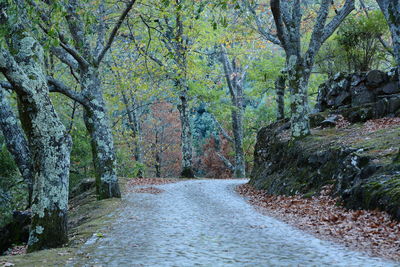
[69,123,94,190]
[317,10,391,74]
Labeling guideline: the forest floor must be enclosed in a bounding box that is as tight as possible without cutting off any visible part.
[0,178,179,267]
[237,183,400,262]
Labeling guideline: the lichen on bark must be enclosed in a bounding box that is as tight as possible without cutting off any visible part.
[0,12,72,252]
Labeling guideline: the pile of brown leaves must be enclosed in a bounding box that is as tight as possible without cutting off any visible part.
[127,178,179,187]
[132,187,165,194]
[127,178,180,194]
[237,184,400,261]
[3,245,26,256]
[335,115,351,129]
[362,117,400,134]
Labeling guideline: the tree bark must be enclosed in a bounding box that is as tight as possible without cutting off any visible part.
[0,88,34,207]
[287,55,311,138]
[0,26,72,252]
[220,45,246,178]
[81,67,121,199]
[275,74,286,121]
[231,107,246,178]
[177,89,195,178]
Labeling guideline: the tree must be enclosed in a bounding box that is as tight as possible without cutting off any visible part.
[376,0,400,83]
[335,11,390,72]
[141,102,182,178]
[270,0,355,137]
[219,45,246,178]
[0,2,72,251]
[30,0,137,199]
[0,87,34,207]
[242,0,287,122]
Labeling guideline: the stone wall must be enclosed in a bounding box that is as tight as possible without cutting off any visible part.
[250,121,400,221]
[316,70,400,122]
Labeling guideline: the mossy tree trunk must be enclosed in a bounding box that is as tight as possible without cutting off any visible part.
[287,55,311,138]
[81,67,121,199]
[36,0,136,199]
[0,16,72,252]
[270,0,354,138]
[275,73,286,121]
[177,88,195,178]
[0,88,34,207]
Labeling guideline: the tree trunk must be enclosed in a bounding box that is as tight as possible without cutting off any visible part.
[0,88,34,207]
[81,67,121,199]
[18,93,72,253]
[122,92,144,178]
[231,80,246,178]
[275,74,286,121]
[0,19,72,252]
[177,90,195,178]
[377,0,400,83]
[287,56,311,138]
[155,138,161,178]
[231,108,246,178]
[219,46,246,178]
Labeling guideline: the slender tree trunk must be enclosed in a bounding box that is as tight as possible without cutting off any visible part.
[122,92,144,178]
[177,89,195,178]
[220,46,246,178]
[231,81,246,178]
[81,67,121,199]
[231,108,246,178]
[275,74,286,121]
[155,133,161,178]
[0,88,34,207]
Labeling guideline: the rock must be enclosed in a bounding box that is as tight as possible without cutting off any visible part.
[320,115,339,128]
[351,84,375,106]
[351,74,364,87]
[379,82,399,95]
[375,95,400,117]
[366,70,387,88]
[334,91,351,108]
[388,95,400,113]
[388,67,399,82]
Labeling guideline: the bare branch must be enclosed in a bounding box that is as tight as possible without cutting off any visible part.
[321,0,355,43]
[359,0,394,56]
[96,0,137,65]
[243,0,281,45]
[51,47,79,70]
[212,115,234,143]
[47,77,87,107]
[220,44,236,100]
[270,0,288,51]
[216,152,235,171]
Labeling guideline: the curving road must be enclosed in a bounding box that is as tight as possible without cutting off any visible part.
[74,179,396,267]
